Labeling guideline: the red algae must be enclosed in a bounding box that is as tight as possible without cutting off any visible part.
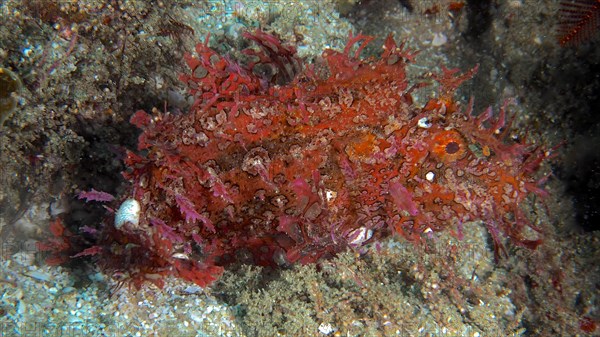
[49,30,554,288]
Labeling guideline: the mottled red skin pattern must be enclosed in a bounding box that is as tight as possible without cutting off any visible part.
[108,31,550,288]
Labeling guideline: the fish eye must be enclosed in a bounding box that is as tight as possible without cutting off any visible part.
[445,141,460,154]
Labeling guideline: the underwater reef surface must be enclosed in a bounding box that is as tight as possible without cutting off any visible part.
[0,0,598,336]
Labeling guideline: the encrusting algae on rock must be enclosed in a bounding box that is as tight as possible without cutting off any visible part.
[38,30,555,289]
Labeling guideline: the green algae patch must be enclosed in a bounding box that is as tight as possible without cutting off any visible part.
[0,67,22,127]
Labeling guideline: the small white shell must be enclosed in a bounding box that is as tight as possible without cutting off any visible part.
[431,32,448,47]
[114,198,140,229]
[318,322,337,335]
[347,227,373,247]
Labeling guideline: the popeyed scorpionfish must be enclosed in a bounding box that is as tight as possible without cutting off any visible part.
[72,31,554,288]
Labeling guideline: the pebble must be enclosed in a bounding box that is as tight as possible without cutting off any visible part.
[432,32,448,46]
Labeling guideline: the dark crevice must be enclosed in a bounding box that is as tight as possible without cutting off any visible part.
[464,0,494,42]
